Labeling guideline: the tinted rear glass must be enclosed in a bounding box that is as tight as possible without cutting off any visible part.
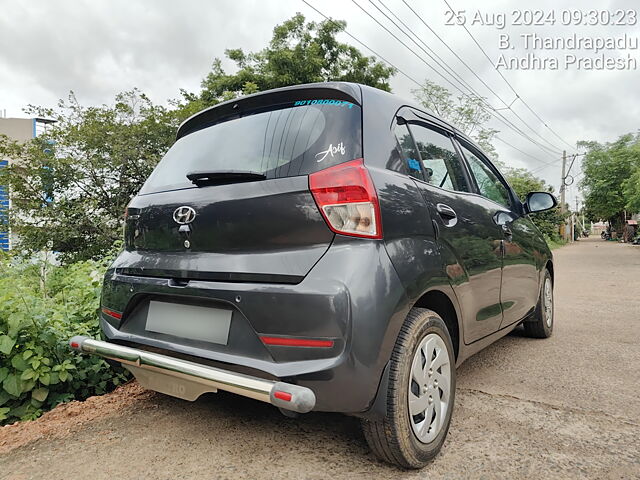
[140,100,362,194]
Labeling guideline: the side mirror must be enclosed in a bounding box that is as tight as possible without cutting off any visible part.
[525,192,557,214]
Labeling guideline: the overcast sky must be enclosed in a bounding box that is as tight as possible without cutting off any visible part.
[1,0,639,205]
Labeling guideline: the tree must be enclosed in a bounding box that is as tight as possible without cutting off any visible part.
[198,13,396,106]
[626,166,640,213]
[504,167,564,241]
[412,80,498,158]
[0,90,180,262]
[578,133,639,230]
[0,14,396,262]
[622,139,640,213]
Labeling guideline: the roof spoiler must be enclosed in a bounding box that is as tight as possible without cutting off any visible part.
[176,82,362,140]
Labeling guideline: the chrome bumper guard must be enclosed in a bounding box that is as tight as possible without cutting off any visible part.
[69,336,316,414]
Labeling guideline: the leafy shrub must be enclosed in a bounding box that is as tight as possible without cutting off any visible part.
[0,252,128,424]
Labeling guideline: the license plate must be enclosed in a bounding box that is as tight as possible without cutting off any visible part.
[145,301,232,345]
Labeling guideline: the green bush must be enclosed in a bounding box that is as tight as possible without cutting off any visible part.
[505,167,564,242]
[544,236,567,250]
[0,252,128,425]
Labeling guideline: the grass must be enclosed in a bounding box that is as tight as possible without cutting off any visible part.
[546,238,568,250]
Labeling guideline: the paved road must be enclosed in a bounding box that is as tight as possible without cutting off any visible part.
[2,238,639,479]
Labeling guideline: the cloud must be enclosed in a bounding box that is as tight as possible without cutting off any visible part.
[0,0,291,109]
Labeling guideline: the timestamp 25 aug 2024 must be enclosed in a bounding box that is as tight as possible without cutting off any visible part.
[444,8,639,71]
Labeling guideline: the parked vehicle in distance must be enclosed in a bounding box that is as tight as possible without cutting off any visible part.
[70,82,557,468]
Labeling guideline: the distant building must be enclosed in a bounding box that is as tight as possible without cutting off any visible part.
[0,115,56,251]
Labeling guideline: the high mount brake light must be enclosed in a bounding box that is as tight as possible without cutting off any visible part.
[309,159,383,239]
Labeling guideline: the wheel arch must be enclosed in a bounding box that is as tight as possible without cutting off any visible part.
[358,286,462,421]
[412,289,461,362]
[545,259,554,283]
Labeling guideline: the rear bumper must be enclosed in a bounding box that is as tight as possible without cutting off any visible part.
[97,237,411,414]
[69,335,316,413]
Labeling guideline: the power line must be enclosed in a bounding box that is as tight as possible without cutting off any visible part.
[350,0,563,159]
[530,152,587,176]
[394,0,566,154]
[301,0,423,89]
[441,0,577,152]
[372,0,479,100]
[301,0,563,169]
[530,162,557,175]
[349,0,466,100]
[402,0,502,98]
[565,154,579,177]
[494,136,557,167]
[563,152,587,182]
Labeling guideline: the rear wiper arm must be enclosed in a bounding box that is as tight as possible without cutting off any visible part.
[186,170,267,185]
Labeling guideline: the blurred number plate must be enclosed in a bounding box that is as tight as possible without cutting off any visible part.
[145,301,232,345]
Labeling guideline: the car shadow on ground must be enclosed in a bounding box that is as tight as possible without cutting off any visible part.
[169,388,401,470]
[505,323,529,337]
[159,327,530,473]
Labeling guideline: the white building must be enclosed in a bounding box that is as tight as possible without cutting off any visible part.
[0,115,56,251]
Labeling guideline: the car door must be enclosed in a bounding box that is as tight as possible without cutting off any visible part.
[456,139,540,328]
[397,114,504,344]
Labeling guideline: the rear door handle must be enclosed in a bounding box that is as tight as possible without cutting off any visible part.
[436,203,457,219]
[436,203,457,227]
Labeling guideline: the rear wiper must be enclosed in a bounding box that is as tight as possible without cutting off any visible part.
[186,170,267,186]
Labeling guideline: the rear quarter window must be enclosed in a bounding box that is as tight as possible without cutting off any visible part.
[140,100,362,194]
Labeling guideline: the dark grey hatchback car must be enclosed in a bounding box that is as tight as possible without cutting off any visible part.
[70,82,557,468]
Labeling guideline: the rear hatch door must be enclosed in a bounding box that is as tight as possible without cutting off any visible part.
[121,86,363,283]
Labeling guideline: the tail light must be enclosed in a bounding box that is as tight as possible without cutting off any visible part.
[309,159,382,239]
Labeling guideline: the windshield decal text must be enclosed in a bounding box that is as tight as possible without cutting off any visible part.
[294,99,355,108]
[315,142,346,162]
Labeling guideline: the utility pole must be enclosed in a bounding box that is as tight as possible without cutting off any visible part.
[574,197,579,240]
[560,150,567,241]
[560,150,566,212]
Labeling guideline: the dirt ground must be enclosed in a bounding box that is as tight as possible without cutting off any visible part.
[1,237,639,479]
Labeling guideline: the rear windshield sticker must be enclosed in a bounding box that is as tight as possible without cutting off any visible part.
[408,158,421,171]
[315,142,346,163]
[294,99,355,108]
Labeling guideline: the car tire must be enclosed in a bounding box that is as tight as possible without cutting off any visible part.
[361,308,456,469]
[523,269,553,338]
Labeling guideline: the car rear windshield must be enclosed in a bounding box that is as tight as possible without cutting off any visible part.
[139,99,362,194]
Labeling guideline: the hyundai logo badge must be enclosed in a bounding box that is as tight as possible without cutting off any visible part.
[173,206,196,225]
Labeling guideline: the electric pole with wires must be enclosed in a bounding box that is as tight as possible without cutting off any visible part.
[560,150,567,240]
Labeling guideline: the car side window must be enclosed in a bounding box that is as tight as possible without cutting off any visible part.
[460,144,511,208]
[407,124,469,192]
[393,123,424,180]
